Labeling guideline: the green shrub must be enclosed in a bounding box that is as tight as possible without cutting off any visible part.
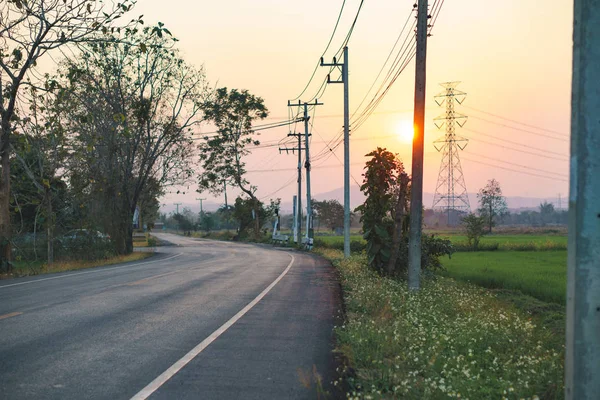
[461,213,487,250]
[313,237,366,253]
[452,241,500,252]
[147,236,158,246]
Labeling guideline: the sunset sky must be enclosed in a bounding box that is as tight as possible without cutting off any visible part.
[134,0,573,211]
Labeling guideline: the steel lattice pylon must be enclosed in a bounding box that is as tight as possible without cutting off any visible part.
[431,82,470,225]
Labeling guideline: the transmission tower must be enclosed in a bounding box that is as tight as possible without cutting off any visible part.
[431,81,470,226]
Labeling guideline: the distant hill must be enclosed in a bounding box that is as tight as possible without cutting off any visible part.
[159,187,563,215]
[283,187,563,214]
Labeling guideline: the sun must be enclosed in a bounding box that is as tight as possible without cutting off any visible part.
[395,120,415,143]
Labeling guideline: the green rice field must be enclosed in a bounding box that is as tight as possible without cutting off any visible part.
[440,250,567,304]
[314,232,567,251]
[314,232,568,303]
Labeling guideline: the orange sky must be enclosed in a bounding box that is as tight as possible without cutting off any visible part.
[134,0,573,209]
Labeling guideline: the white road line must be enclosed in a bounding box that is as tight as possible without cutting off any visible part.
[0,253,183,289]
[130,253,296,400]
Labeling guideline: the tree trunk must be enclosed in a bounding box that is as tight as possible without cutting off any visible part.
[253,199,260,239]
[489,203,493,233]
[387,189,406,276]
[0,118,11,271]
[108,197,134,255]
[114,217,133,255]
[46,190,54,265]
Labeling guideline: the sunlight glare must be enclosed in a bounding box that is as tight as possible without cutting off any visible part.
[396,120,415,143]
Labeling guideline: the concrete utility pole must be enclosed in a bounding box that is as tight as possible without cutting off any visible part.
[321,46,351,258]
[196,198,206,215]
[408,0,429,290]
[566,1,600,398]
[296,133,302,244]
[292,195,298,242]
[287,100,323,247]
[174,203,182,215]
[280,130,306,244]
[303,103,313,244]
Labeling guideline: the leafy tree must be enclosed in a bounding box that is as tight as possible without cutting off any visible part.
[387,171,410,274]
[60,26,207,254]
[199,212,216,233]
[357,147,451,277]
[172,212,194,233]
[539,201,555,226]
[461,213,487,250]
[477,179,507,233]
[216,204,235,230]
[11,83,75,264]
[198,88,268,238]
[312,199,345,232]
[355,148,408,275]
[0,0,137,269]
[137,177,163,231]
[232,196,278,239]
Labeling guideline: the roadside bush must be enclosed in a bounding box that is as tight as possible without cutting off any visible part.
[147,236,158,247]
[452,241,500,252]
[461,213,487,250]
[314,238,366,253]
[421,234,454,271]
[55,236,116,261]
[350,240,366,253]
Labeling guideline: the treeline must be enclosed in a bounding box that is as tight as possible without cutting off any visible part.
[2,1,273,269]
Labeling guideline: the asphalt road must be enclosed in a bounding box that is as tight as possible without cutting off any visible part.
[0,233,342,399]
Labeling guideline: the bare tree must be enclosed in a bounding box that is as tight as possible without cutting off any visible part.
[61,26,208,253]
[0,0,136,269]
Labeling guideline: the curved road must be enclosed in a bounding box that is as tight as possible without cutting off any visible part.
[0,233,341,399]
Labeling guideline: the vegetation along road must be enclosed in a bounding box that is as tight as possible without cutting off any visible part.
[0,233,341,399]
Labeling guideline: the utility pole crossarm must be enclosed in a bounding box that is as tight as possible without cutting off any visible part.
[196,198,206,215]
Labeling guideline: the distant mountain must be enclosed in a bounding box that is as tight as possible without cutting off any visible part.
[160,201,222,215]
[286,187,563,214]
[160,188,563,216]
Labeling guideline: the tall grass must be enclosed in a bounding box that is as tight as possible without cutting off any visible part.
[318,249,563,399]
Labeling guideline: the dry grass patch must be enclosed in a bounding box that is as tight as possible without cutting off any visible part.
[5,252,155,279]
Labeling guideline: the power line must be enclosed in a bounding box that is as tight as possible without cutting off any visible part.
[462,127,568,157]
[463,104,567,136]
[333,0,365,58]
[461,156,568,182]
[466,152,568,178]
[429,0,446,34]
[350,9,415,123]
[460,133,568,161]
[290,0,348,101]
[191,119,303,140]
[259,174,297,200]
[468,114,568,142]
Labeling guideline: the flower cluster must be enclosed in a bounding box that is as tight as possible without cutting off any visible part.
[319,249,564,399]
